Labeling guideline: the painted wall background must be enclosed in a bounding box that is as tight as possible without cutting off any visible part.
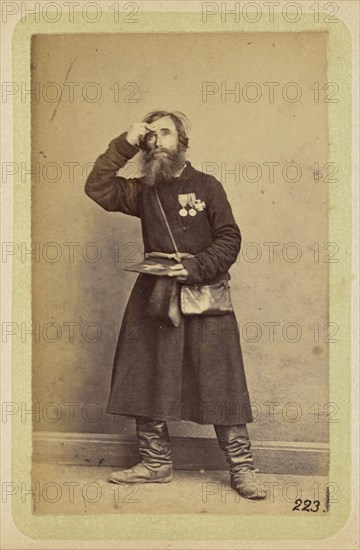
[31,32,330,445]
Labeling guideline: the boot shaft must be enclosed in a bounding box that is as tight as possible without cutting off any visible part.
[136,416,172,467]
[214,424,254,472]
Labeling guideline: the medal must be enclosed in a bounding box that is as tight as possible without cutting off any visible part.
[187,193,197,217]
[178,194,188,217]
[178,193,206,217]
[194,198,206,211]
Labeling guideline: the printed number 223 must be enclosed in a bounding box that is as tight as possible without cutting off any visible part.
[292,499,320,512]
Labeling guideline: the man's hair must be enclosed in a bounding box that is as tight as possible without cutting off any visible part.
[142,110,190,150]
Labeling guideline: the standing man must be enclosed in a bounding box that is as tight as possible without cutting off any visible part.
[85,111,266,500]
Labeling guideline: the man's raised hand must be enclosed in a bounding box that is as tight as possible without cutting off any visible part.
[126,122,154,147]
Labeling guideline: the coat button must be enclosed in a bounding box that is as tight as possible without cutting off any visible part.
[182,226,188,231]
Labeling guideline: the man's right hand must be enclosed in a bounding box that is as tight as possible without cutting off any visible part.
[126,122,154,147]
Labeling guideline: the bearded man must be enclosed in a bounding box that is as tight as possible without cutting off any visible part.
[85,110,266,500]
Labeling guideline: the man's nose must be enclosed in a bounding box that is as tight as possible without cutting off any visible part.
[155,134,164,147]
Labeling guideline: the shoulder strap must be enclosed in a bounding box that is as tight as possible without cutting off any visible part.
[154,188,180,260]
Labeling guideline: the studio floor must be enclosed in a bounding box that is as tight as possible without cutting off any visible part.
[31,463,329,515]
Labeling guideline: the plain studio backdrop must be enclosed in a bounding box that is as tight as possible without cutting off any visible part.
[31,32,329,467]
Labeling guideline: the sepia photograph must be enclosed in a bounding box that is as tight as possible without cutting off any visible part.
[30,31,331,514]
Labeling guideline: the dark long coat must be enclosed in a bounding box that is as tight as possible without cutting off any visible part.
[85,133,253,425]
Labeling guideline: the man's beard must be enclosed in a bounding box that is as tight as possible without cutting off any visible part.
[140,146,187,187]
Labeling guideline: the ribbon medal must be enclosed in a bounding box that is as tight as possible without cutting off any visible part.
[178,193,206,217]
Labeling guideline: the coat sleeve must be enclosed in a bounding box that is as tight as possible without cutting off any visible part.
[84,132,142,216]
[181,177,241,284]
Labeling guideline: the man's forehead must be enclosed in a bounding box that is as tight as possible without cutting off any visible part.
[148,116,176,131]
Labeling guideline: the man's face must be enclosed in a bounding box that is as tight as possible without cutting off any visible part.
[140,114,187,186]
[144,116,179,153]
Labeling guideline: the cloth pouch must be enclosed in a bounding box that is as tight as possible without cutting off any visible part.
[180,278,233,316]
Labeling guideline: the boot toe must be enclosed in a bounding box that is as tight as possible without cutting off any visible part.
[231,470,267,500]
[108,463,172,484]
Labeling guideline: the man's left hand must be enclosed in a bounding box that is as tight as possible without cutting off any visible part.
[168,263,188,282]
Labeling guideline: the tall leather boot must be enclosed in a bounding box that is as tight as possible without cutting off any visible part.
[214,424,266,500]
[109,416,172,484]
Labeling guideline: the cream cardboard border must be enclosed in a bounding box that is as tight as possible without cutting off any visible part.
[1,1,357,546]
